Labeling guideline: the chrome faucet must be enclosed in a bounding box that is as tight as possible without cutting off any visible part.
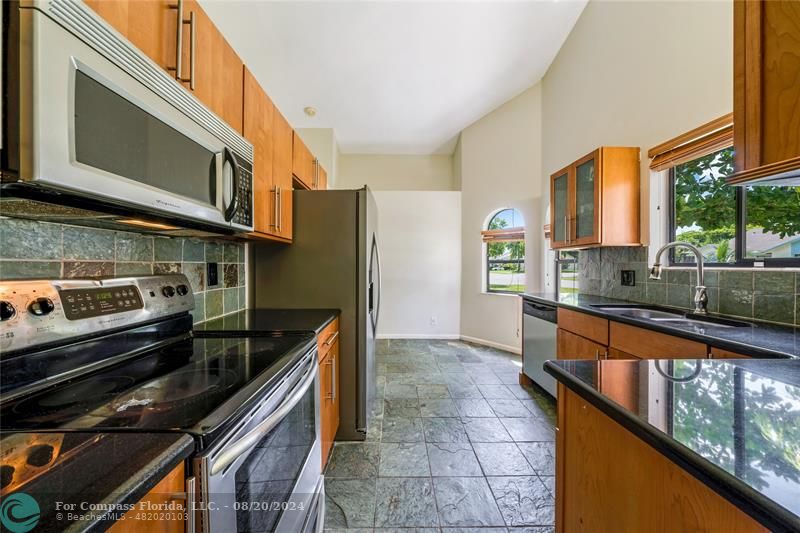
[649,241,708,315]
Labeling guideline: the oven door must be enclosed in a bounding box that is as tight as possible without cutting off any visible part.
[18,3,245,230]
[197,349,323,533]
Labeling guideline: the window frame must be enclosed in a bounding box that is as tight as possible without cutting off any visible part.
[485,245,525,295]
[668,162,800,268]
[554,250,579,294]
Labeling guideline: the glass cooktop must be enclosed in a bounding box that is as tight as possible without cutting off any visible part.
[0,333,315,443]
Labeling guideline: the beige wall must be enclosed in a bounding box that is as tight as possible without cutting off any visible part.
[337,154,455,191]
[374,191,461,338]
[458,84,543,352]
[539,0,733,289]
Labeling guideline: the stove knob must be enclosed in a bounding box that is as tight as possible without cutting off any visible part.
[175,284,189,296]
[161,286,176,298]
[28,297,55,316]
[0,301,15,321]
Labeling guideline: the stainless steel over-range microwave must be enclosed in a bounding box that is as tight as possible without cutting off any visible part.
[1,0,254,233]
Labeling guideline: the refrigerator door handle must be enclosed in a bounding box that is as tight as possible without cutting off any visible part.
[372,237,382,331]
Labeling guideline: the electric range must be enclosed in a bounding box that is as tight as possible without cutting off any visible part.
[0,274,324,533]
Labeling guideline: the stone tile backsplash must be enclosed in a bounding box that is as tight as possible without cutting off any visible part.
[577,246,800,326]
[0,218,246,323]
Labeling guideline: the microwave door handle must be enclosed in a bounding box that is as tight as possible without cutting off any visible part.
[210,360,318,475]
[223,148,240,221]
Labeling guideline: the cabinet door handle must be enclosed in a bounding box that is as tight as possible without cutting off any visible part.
[169,0,184,80]
[324,331,339,346]
[595,349,600,360]
[271,187,279,229]
[170,476,195,533]
[169,1,194,89]
[277,187,283,232]
[328,355,336,400]
[187,9,196,90]
[567,216,572,243]
[564,215,568,243]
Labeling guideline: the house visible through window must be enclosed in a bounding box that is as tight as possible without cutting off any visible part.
[483,209,525,293]
[671,147,800,266]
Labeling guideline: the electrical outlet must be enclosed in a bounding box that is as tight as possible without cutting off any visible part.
[621,270,636,287]
[430,316,438,326]
[207,262,219,287]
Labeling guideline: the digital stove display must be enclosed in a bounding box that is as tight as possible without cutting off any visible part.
[60,285,143,320]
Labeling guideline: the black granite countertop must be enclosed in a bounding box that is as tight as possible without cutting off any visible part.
[545,358,800,532]
[0,432,194,532]
[523,292,800,359]
[196,308,339,335]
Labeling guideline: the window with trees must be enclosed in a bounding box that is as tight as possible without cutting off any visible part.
[671,147,800,266]
[482,209,525,293]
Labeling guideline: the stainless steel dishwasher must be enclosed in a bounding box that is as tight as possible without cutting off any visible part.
[522,298,558,397]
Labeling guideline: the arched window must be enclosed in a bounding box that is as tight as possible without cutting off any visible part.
[482,208,526,294]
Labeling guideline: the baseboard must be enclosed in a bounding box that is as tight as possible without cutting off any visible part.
[459,335,521,355]
[376,333,461,340]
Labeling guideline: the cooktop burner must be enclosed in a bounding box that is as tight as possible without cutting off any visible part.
[1,333,315,444]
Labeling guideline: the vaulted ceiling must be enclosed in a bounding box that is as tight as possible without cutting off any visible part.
[201,1,587,154]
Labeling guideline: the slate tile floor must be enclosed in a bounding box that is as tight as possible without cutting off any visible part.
[324,339,556,533]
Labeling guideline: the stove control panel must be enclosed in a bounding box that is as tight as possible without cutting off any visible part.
[0,274,194,354]
[60,286,144,320]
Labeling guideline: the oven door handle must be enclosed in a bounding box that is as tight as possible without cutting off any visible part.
[210,358,318,475]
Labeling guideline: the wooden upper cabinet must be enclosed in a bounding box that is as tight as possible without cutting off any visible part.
[86,0,244,134]
[179,0,244,133]
[243,67,278,239]
[317,163,328,190]
[730,0,800,185]
[84,0,174,68]
[550,168,570,248]
[292,133,315,189]
[549,147,640,249]
[272,109,294,241]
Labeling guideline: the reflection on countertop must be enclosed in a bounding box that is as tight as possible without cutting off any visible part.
[0,432,193,532]
[546,357,800,532]
[523,292,800,359]
[196,308,339,334]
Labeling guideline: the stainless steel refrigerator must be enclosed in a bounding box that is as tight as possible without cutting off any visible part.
[250,187,380,441]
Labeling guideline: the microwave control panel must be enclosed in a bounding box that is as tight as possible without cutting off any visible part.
[233,165,253,228]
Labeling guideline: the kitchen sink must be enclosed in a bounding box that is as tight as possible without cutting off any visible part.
[589,304,750,328]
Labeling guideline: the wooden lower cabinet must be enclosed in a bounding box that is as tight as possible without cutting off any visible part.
[557,329,607,360]
[556,385,768,533]
[609,322,708,359]
[319,318,340,467]
[607,347,640,360]
[709,347,751,359]
[109,463,186,533]
[557,308,608,345]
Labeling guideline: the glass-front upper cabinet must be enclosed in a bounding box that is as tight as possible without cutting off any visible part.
[550,168,571,248]
[573,150,600,246]
[549,147,641,250]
